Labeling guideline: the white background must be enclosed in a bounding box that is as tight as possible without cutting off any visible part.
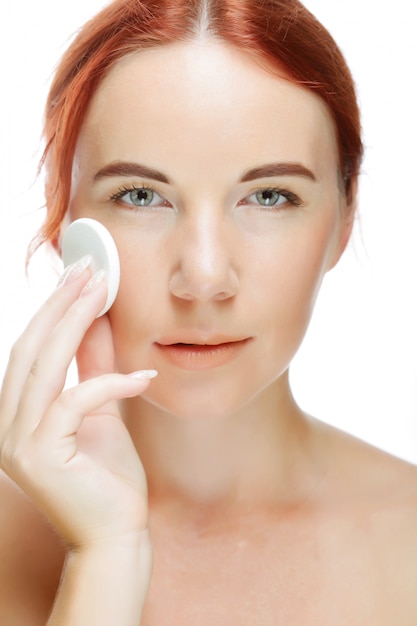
[1,1,416,462]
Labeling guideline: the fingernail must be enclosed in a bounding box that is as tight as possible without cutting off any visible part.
[57,255,92,287]
[80,270,106,297]
[128,370,158,380]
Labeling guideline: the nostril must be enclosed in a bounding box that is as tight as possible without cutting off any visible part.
[169,253,240,303]
[216,291,231,301]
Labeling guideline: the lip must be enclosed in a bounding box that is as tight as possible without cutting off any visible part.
[154,337,252,371]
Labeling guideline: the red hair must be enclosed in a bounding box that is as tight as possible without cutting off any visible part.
[36,0,363,251]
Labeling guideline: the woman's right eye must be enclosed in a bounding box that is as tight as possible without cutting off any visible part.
[109,185,169,209]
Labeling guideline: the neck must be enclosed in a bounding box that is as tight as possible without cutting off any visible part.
[122,372,316,515]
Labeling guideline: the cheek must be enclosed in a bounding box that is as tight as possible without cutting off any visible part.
[252,221,334,313]
[108,245,165,370]
[252,222,337,357]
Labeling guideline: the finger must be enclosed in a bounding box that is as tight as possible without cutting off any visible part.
[76,314,116,382]
[33,372,154,460]
[11,273,108,438]
[0,263,92,436]
[76,314,121,418]
[1,372,155,501]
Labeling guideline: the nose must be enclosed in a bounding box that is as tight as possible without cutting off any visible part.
[169,212,240,303]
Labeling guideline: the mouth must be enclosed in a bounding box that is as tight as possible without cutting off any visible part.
[154,338,251,370]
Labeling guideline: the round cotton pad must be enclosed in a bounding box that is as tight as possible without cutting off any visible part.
[62,218,120,317]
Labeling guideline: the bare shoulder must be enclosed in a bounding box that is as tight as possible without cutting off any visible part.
[0,471,65,625]
[314,418,417,620]
[315,416,417,525]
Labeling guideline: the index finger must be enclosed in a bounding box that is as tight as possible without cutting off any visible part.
[0,262,92,423]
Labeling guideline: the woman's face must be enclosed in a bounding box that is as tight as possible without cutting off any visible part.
[68,39,353,418]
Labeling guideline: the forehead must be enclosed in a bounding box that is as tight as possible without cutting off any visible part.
[76,39,339,180]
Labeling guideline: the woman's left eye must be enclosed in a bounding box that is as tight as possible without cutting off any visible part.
[243,188,301,209]
[109,186,167,208]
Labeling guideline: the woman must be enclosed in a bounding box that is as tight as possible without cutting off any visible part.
[1,0,416,623]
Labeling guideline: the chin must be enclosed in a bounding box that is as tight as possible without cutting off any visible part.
[138,367,282,422]
[142,381,239,421]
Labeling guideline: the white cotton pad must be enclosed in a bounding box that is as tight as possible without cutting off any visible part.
[62,218,120,317]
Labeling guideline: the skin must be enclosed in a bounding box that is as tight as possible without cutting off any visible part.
[1,38,417,625]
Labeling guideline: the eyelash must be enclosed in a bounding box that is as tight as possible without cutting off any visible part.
[108,184,168,208]
[241,187,302,210]
[108,184,302,210]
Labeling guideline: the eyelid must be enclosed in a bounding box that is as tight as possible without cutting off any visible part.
[239,185,303,208]
[108,182,171,207]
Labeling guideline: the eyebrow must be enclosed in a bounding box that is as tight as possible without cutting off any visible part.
[93,160,317,185]
[239,162,317,183]
[93,161,171,184]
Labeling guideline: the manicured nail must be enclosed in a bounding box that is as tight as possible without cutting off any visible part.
[80,270,106,297]
[57,255,92,287]
[128,370,158,380]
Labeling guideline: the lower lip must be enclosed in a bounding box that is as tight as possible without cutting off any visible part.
[155,340,250,371]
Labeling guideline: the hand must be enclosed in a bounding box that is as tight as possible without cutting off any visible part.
[0,259,156,549]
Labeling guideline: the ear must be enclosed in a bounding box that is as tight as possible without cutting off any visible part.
[327,179,358,271]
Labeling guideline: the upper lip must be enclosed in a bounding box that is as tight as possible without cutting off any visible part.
[156,334,251,346]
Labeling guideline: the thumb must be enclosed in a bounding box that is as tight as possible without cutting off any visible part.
[76,314,116,383]
[76,315,122,419]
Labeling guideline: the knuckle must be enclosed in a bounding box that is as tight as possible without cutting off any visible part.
[0,437,33,476]
[8,335,39,379]
[28,358,40,379]
[58,386,78,409]
[0,441,8,471]
[49,387,82,421]
[8,339,24,367]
